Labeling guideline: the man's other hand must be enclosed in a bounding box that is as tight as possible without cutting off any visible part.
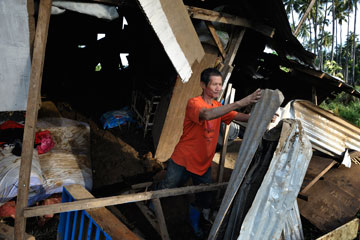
[237,88,262,107]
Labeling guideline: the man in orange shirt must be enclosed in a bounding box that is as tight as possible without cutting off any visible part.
[155,68,261,237]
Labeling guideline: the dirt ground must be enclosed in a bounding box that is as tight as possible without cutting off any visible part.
[0,104,329,240]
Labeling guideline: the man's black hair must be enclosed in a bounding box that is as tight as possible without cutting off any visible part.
[201,68,222,86]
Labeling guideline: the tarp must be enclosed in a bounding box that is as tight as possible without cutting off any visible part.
[0,0,31,112]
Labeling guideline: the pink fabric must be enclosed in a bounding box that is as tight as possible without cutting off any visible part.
[35,130,55,154]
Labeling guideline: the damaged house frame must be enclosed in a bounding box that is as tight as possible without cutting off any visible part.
[1,0,359,239]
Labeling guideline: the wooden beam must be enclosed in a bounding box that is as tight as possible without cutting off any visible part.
[217,87,235,183]
[27,0,36,58]
[218,29,245,101]
[138,0,205,82]
[24,183,228,218]
[55,0,126,5]
[152,199,170,240]
[135,202,161,233]
[312,86,318,105]
[155,44,219,162]
[316,218,359,240]
[300,160,337,194]
[14,0,52,239]
[206,22,226,59]
[294,67,325,79]
[66,185,140,240]
[186,6,275,38]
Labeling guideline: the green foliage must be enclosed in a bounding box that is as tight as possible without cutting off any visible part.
[320,90,360,127]
[324,60,344,79]
[95,63,102,72]
[280,65,291,72]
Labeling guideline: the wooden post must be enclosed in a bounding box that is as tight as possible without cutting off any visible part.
[152,199,170,240]
[312,86,318,105]
[217,29,245,101]
[14,0,52,239]
[300,160,337,194]
[217,88,236,183]
[206,22,226,59]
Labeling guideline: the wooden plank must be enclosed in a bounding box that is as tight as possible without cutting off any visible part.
[186,6,275,38]
[300,156,335,191]
[27,0,36,58]
[218,29,245,101]
[160,0,204,64]
[222,29,246,73]
[56,0,124,5]
[24,182,228,217]
[294,67,325,79]
[312,86,318,105]
[135,202,160,233]
[0,223,34,240]
[65,185,140,240]
[300,160,337,194]
[155,44,219,162]
[298,162,360,232]
[152,199,170,240]
[138,0,204,82]
[316,218,359,240]
[14,0,52,239]
[217,88,235,183]
[206,22,226,59]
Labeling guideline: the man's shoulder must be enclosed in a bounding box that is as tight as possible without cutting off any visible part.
[187,96,203,105]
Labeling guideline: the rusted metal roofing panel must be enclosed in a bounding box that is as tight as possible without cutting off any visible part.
[238,119,312,240]
[282,100,360,158]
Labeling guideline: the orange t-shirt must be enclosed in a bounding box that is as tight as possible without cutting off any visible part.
[171,96,237,175]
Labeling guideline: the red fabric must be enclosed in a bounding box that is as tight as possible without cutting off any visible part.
[0,201,16,218]
[171,96,237,175]
[0,120,24,130]
[0,121,24,146]
[35,130,55,154]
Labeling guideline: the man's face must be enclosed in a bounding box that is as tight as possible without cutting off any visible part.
[202,75,223,99]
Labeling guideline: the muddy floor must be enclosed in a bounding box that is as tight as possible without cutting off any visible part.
[0,103,328,239]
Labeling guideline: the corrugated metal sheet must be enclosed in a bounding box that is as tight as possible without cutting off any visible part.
[282,100,360,157]
[238,119,312,240]
[209,89,284,240]
[282,201,304,240]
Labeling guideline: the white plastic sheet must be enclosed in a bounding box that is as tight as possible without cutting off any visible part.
[52,1,119,20]
[0,146,43,206]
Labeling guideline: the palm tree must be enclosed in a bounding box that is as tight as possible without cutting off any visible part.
[331,0,335,60]
[351,0,358,85]
[335,1,347,65]
[294,0,317,36]
[344,0,354,83]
